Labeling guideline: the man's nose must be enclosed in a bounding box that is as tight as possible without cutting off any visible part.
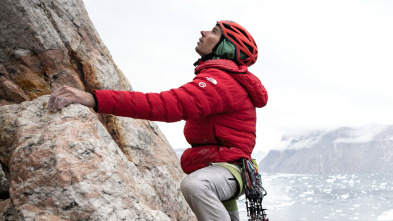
[201,30,208,36]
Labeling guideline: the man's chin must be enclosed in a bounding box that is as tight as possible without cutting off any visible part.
[195,47,203,56]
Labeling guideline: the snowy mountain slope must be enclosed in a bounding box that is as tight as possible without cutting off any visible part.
[260,125,393,174]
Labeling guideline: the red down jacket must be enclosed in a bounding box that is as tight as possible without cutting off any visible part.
[94,59,268,174]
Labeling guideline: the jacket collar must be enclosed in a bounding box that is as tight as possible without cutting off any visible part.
[194,59,248,75]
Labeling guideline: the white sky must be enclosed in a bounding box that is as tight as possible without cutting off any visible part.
[83,0,393,153]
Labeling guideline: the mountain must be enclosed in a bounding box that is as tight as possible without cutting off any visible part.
[260,125,393,174]
[251,150,268,165]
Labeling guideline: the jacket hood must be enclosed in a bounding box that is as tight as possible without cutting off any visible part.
[195,59,268,108]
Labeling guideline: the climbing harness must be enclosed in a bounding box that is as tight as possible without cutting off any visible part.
[241,158,269,221]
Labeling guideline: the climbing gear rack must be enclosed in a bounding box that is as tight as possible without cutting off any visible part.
[241,158,269,221]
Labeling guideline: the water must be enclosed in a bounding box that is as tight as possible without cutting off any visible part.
[237,173,393,221]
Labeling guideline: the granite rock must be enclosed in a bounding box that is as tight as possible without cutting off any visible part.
[0,96,193,220]
[0,0,194,220]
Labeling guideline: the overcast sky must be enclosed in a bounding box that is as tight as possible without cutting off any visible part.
[83,0,393,153]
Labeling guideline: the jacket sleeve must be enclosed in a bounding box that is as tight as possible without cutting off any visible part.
[94,72,234,122]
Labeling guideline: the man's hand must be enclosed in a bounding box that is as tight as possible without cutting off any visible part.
[49,86,96,112]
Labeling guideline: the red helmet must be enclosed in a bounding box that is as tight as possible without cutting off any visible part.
[217,21,258,67]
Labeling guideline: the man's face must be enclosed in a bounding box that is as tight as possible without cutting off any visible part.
[195,25,222,57]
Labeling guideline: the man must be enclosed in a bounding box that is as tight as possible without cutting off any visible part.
[49,20,268,221]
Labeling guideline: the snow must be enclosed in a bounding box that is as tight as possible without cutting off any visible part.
[277,130,324,150]
[271,124,393,152]
[334,124,389,144]
[377,209,393,220]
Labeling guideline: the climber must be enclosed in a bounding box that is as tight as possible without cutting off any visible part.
[49,20,268,221]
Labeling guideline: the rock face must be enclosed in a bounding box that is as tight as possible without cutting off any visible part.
[0,0,194,220]
[260,125,393,174]
[0,167,9,200]
[1,96,185,220]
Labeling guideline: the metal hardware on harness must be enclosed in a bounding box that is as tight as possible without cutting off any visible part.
[241,158,268,221]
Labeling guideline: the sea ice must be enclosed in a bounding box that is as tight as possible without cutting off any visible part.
[377,209,393,220]
[341,194,350,199]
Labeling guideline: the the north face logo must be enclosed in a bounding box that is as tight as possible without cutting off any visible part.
[199,82,206,88]
[206,77,217,85]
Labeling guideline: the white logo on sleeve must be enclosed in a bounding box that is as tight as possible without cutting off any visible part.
[199,82,206,88]
[206,77,217,85]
